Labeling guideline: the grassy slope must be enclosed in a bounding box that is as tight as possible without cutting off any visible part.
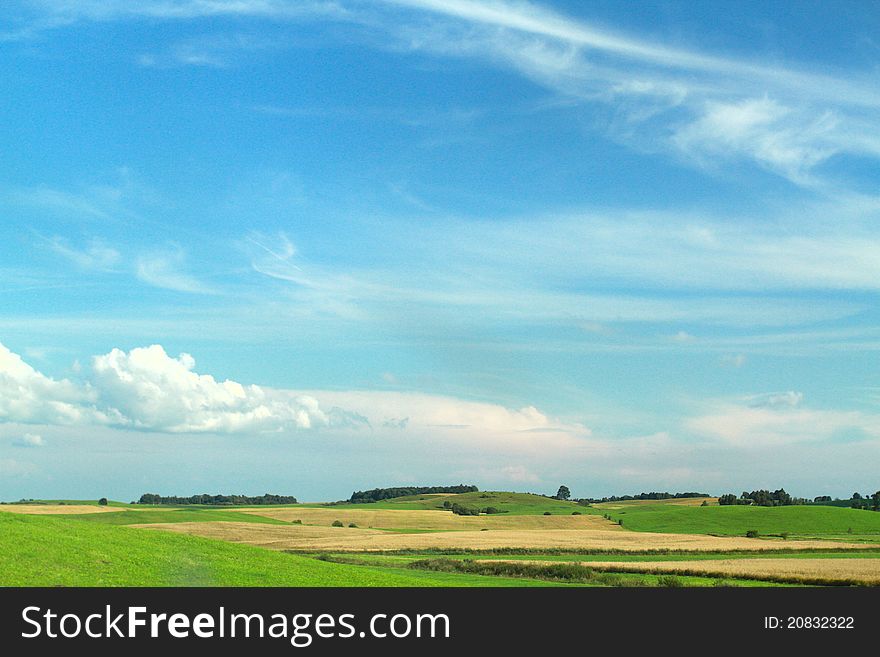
[604,503,880,536]
[319,492,593,515]
[0,513,568,587]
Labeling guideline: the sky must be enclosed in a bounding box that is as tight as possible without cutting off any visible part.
[1,0,879,502]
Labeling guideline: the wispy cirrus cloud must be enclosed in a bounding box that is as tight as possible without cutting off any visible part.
[135,248,217,295]
[8,1,880,189]
[48,237,122,272]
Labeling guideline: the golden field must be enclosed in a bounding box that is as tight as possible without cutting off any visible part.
[239,507,618,530]
[557,557,880,585]
[0,504,125,515]
[134,520,872,553]
[592,497,718,509]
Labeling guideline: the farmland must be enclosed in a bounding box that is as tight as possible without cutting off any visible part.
[2,492,879,587]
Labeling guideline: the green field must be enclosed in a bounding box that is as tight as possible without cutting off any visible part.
[0,512,578,587]
[3,493,880,587]
[603,502,880,538]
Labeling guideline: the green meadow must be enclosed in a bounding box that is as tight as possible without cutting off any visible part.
[0,512,573,587]
[602,503,880,538]
[3,493,879,587]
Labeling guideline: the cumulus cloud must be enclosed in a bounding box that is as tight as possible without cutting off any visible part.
[0,341,594,454]
[91,345,327,433]
[12,433,45,447]
[0,342,106,425]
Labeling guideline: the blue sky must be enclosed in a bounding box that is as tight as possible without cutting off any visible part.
[1,0,879,501]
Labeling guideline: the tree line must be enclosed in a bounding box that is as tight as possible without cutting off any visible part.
[137,493,297,505]
[718,489,796,506]
[577,491,710,504]
[718,488,880,510]
[348,485,478,504]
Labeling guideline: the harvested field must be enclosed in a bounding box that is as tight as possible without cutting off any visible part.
[0,504,125,515]
[563,558,880,585]
[238,507,617,531]
[593,497,717,509]
[134,521,874,553]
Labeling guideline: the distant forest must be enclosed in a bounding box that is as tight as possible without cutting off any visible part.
[349,485,479,503]
[137,493,297,505]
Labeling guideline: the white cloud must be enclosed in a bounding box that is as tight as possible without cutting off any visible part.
[0,342,105,425]
[91,345,326,433]
[686,401,880,447]
[499,464,540,483]
[380,1,880,190]
[11,1,880,191]
[745,391,803,408]
[135,249,216,294]
[672,98,839,185]
[0,458,36,478]
[49,237,121,271]
[720,354,747,368]
[0,341,594,452]
[12,433,45,448]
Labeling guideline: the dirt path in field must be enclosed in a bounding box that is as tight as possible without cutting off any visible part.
[133,521,876,553]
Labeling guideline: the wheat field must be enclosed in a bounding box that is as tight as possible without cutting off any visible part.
[593,497,718,509]
[553,557,880,585]
[134,521,873,552]
[0,504,125,515]
[238,507,618,530]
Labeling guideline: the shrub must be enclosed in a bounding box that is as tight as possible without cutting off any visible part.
[98,498,108,506]
[331,520,344,527]
[451,503,480,516]
[348,523,358,528]
[291,519,302,524]
[745,529,759,538]
[571,511,582,515]
[657,575,682,587]
[543,511,552,516]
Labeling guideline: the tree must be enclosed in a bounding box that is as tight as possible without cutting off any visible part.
[718,493,738,506]
[555,485,571,501]
[98,498,108,506]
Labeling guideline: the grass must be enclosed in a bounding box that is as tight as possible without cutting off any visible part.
[0,512,582,587]
[400,557,779,587]
[603,503,880,537]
